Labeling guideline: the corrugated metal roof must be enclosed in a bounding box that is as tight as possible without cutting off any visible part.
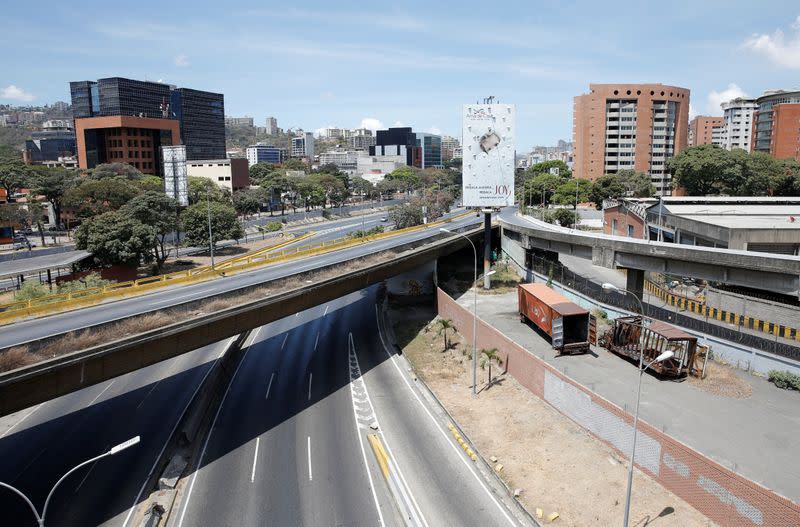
[518,283,589,316]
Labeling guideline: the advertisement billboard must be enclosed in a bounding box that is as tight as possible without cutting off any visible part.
[162,145,188,207]
[462,104,515,207]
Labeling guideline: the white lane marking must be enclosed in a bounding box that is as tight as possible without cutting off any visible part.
[281,334,288,350]
[323,305,329,316]
[136,380,161,410]
[176,337,253,527]
[349,333,428,527]
[307,436,313,481]
[374,305,518,526]
[265,373,275,400]
[250,437,260,483]
[87,380,116,407]
[244,327,263,348]
[308,373,313,401]
[0,404,42,439]
[296,312,300,317]
[75,448,105,492]
[314,332,319,351]
[147,289,214,306]
[122,336,237,527]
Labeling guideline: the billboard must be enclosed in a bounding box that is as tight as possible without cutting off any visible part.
[462,104,515,207]
[162,145,188,207]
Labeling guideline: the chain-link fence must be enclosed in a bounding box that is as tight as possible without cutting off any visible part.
[524,253,800,363]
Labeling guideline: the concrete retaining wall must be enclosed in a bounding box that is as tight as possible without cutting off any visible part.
[437,288,800,527]
[707,288,800,330]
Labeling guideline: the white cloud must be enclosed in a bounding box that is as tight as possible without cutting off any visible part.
[427,126,441,135]
[359,118,384,132]
[688,104,697,120]
[707,83,748,114]
[174,54,190,67]
[743,16,800,68]
[1,85,35,102]
[391,121,405,127]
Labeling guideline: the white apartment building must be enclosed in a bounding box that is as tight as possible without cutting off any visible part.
[318,150,361,173]
[720,97,757,152]
[319,127,345,140]
[356,154,405,181]
[291,133,315,159]
[186,158,250,192]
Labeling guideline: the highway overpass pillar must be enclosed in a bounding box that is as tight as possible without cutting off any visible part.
[483,210,492,289]
[625,268,645,302]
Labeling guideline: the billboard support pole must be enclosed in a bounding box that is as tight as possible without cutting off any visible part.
[483,209,492,289]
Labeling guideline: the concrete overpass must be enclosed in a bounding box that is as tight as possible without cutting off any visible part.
[499,209,800,299]
[0,227,485,417]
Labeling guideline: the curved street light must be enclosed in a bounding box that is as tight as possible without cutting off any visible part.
[0,436,140,526]
[441,227,495,396]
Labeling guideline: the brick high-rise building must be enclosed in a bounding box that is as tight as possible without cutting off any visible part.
[70,77,225,169]
[572,83,690,196]
[689,116,724,146]
[753,90,800,162]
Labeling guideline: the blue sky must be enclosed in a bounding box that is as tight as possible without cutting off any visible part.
[1,1,799,149]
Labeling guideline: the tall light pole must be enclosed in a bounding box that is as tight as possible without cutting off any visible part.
[206,187,215,269]
[601,282,673,527]
[441,228,494,396]
[0,436,140,527]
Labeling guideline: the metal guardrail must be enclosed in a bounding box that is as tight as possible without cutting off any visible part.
[644,280,800,343]
[0,212,472,325]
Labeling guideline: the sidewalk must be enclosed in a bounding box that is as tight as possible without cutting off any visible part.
[452,288,800,503]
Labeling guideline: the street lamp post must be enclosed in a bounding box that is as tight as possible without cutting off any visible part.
[441,228,495,396]
[601,282,673,527]
[0,436,140,527]
[206,188,215,269]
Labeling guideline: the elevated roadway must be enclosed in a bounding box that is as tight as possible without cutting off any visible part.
[499,208,800,298]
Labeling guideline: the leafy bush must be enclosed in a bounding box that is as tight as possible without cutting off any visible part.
[348,226,384,239]
[768,370,800,391]
[591,308,609,321]
[14,281,50,301]
[14,272,113,301]
[263,221,282,232]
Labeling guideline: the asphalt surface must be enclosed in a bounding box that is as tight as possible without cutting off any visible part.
[0,340,231,527]
[0,210,477,350]
[176,286,524,527]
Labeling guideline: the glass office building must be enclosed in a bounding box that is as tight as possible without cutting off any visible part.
[416,132,443,169]
[70,77,225,161]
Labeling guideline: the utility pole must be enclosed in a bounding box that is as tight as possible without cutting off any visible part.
[483,208,492,289]
[206,188,215,269]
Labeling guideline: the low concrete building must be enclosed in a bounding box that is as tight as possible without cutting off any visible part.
[647,197,800,254]
[186,158,249,192]
[318,150,361,173]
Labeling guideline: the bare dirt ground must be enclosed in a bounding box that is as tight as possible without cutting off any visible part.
[390,304,718,527]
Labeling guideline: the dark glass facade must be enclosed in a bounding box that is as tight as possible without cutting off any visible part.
[370,127,418,166]
[171,88,225,160]
[25,131,76,162]
[70,77,225,162]
[417,133,442,168]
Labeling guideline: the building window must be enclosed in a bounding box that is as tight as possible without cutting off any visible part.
[628,225,634,237]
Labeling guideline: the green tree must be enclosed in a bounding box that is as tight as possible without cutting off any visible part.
[388,202,424,229]
[120,191,180,272]
[550,178,593,209]
[88,162,144,180]
[526,159,571,179]
[667,144,741,196]
[75,211,157,267]
[436,318,456,352]
[308,172,348,208]
[64,177,141,217]
[351,176,375,198]
[588,174,627,209]
[0,157,34,198]
[386,166,421,192]
[187,177,229,205]
[137,175,164,193]
[519,173,563,207]
[30,167,79,227]
[550,207,579,228]
[180,201,244,249]
[616,169,655,197]
[232,188,265,217]
[281,158,307,171]
[480,348,503,385]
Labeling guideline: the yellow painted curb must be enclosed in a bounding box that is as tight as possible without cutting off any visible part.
[367,433,390,480]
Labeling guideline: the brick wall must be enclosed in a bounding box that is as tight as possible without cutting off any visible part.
[437,288,800,526]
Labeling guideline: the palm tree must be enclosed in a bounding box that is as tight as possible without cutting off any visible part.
[480,348,503,385]
[436,318,456,352]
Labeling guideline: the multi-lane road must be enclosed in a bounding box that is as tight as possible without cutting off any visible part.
[0,286,527,526]
[0,210,478,350]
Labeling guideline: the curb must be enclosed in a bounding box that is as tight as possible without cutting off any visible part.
[378,296,540,527]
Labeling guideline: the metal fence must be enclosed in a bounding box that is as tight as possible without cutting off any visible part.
[525,253,800,363]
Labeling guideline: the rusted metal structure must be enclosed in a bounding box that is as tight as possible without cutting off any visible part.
[600,315,697,377]
[518,283,591,354]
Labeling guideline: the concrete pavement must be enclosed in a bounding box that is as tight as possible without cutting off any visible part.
[175,286,528,526]
[453,288,800,502]
[0,340,230,527]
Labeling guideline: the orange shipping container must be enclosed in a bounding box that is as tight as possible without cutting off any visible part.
[518,283,591,354]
